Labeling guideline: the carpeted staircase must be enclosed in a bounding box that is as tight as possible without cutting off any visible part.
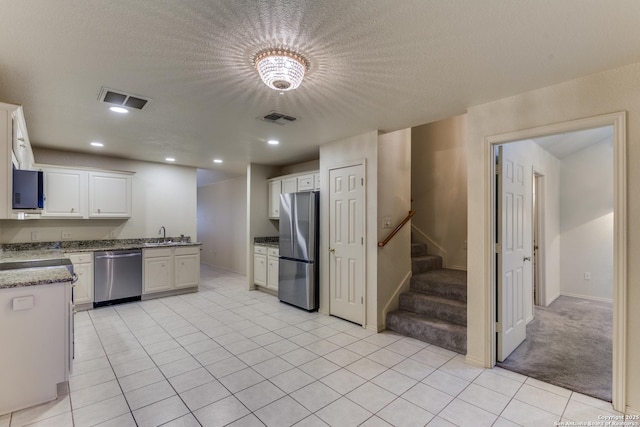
[387,241,468,354]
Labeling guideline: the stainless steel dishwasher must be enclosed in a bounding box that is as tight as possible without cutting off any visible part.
[94,249,143,307]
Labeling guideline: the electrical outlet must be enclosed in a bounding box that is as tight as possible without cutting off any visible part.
[30,231,39,241]
[109,231,116,238]
[383,217,392,229]
[61,232,72,240]
[584,272,591,280]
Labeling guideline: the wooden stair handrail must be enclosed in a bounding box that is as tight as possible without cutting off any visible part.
[378,210,416,248]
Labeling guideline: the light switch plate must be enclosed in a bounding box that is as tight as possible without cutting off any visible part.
[61,232,72,240]
[30,231,39,241]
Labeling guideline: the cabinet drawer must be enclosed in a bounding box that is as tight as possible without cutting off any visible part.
[297,174,314,191]
[144,248,172,258]
[175,246,199,256]
[267,248,279,257]
[67,253,93,264]
[254,245,267,255]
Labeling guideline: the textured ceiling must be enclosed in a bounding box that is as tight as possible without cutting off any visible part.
[532,126,613,159]
[1,1,640,180]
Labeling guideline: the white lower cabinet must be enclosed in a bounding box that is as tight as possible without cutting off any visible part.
[0,282,71,415]
[267,247,279,291]
[65,252,93,306]
[144,246,200,295]
[253,246,267,287]
[175,247,201,288]
[144,248,173,294]
[254,245,278,291]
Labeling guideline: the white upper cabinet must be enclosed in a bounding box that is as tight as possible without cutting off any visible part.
[282,177,297,193]
[41,167,87,218]
[89,172,132,218]
[267,170,319,219]
[36,165,133,219]
[268,179,282,219]
[297,174,314,191]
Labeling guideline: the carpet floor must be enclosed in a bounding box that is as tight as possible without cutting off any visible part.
[497,295,612,401]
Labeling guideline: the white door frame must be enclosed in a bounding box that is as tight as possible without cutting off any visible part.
[485,112,627,411]
[327,160,367,328]
[532,171,545,308]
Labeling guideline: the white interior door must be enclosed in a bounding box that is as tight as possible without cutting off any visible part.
[497,144,533,362]
[329,164,364,324]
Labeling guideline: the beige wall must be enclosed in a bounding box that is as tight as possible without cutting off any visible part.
[197,176,247,274]
[319,131,378,328]
[377,129,412,330]
[0,148,197,243]
[279,159,319,176]
[466,62,640,412]
[560,138,614,301]
[411,115,467,269]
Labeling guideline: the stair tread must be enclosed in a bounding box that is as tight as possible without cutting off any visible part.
[414,269,467,284]
[403,291,466,308]
[388,310,467,330]
[387,310,467,354]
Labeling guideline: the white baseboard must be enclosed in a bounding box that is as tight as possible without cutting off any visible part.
[465,354,487,368]
[560,292,613,303]
[626,406,639,416]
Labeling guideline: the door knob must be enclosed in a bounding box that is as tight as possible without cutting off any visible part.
[523,256,532,262]
[329,248,335,253]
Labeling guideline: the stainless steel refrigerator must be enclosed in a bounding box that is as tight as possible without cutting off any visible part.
[279,191,319,310]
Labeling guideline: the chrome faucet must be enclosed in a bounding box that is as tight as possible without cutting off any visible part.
[158,226,166,242]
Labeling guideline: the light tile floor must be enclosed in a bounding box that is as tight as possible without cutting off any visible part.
[2,265,624,427]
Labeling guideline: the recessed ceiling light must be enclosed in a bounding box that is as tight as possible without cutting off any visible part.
[213,159,223,163]
[90,142,104,147]
[165,157,176,162]
[109,106,129,114]
[267,140,279,145]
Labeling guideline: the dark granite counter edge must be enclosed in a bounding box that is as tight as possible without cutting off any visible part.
[254,236,278,248]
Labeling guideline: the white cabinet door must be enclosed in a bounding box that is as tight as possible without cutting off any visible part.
[297,174,314,191]
[282,177,297,194]
[175,248,200,289]
[143,250,172,294]
[41,167,87,218]
[268,179,282,219]
[66,253,93,305]
[267,248,279,291]
[0,282,69,415]
[254,253,267,287]
[89,172,132,218]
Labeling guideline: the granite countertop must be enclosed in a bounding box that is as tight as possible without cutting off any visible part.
[254,236,278,248]
[0,266,72,289]
[0,238,202,289]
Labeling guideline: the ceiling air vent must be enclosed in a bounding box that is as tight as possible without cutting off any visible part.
[98,87,152,111]
[259,111,297,125]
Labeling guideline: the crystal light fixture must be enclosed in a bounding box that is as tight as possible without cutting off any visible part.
[254,48,309,91]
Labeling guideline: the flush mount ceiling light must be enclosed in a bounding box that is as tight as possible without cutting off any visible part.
[165,157,176,162]
[253,48,309,91]
[90,141,104,147]
[109,106,129,114]
[213,159,223,163]
[267,140,279,145]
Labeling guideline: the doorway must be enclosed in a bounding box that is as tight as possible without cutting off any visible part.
[486,112,627,410]
[533,172,544,307]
